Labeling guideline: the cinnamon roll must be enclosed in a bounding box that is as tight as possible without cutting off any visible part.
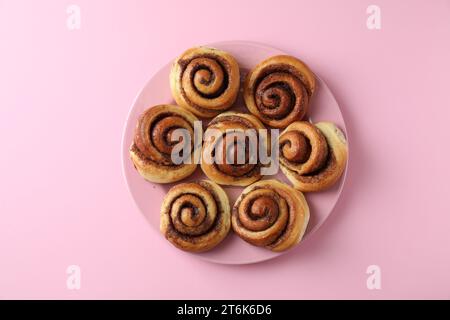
[201,112,268,187]
[232,179,310,252]
[279,121,348,192]
[170,46,240,118]
[243,55,316,128]
[130,105,199,183]
[160,180,231,252]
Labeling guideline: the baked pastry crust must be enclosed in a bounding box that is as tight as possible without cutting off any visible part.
[130,104,199,183]
[279,121,348,192]
[170,46,240,118]
[232,179,310,252]
[201,112,267,186]
[160,180,231,252]
[243,55,316,128]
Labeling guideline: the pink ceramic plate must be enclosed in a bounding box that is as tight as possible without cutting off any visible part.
[122,41,348,265]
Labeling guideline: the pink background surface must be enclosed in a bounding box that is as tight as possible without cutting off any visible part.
[1,0,450,299]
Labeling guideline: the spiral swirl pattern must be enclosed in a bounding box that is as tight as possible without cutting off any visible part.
[130,105,199,183]
[160,180,231,252]
[201,112,267,187]
[244,55,316,128]
[232,180,310,252]
[170,47,240,118]
[279,121,348,192]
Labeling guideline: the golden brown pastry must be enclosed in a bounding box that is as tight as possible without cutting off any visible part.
[201,112,268,187]
[232,179,309,252]
[130,104,199,183]
[160,180,231,252]
[243,55,316,128]
[170,46,240,118]
[279,121,348,192]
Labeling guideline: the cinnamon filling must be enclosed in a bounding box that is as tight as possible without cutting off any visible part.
[253,64,313,97]
[134,112,194,166]
[279,124,329,176]
[234,186,296,247]
[280,131,312,163]
[165,181,225,243]
[206,115,261,179]
[242,196,279,231]
[254,74,305,120]
[179,53,231,104]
